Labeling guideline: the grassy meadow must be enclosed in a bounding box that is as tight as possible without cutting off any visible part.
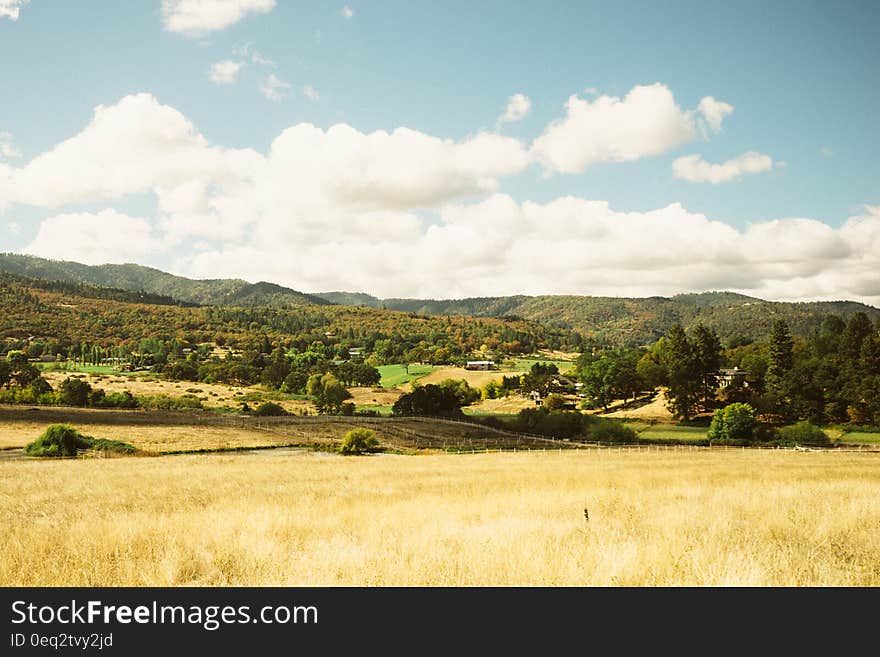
[1,449,878,586]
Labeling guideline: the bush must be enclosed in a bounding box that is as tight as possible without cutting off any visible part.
[707,403,757,443]
[25,425,93,456]
[137,394,203,410]
[60,377,93,406]
[777,421,830,447]
[24,425,138,457]
[585,418,638,443]
[253,401,286,416]
[340,428,380,455]
[89,438,138,454]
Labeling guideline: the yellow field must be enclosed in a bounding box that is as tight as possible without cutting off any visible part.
[0,407,311,452]
[1,449,877,586]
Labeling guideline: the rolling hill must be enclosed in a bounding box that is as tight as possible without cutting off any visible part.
[314,290,880,346]
[0,254,330,308]
[1,253,877,347]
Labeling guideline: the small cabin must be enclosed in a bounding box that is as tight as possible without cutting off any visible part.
[465,360,495,371]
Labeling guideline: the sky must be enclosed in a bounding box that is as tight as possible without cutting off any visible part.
[1,0,878,304]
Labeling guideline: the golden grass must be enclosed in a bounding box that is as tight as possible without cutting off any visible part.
[0,407,306,452]
[40,371,314,414]
[1,449,878,586]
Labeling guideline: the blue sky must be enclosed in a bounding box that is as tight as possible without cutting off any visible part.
[1,1,878,303]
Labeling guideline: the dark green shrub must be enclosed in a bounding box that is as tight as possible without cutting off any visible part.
[89,438,138,454]
[254,401,286,416]
[25,425,94,457]
[777,421,830,446]
[60,377,93,406]
[586,418,638,443]
[707,403,757,442]
[340,428,380,455]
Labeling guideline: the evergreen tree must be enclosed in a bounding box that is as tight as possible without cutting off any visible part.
[662,325,701,421]
[691,324,722,411]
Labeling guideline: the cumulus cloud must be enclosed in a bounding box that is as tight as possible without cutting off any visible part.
[24,210,161,265]
[673,151,775,184]
[180,195,880,306]
[0,93,263,209]
[697,96,734,133]
[0,92,528,238]
[532,84,709,173]
[498,93,531,124]
[162,0,276,36]
[341,6,354,19]
[0,0,28,21]
[260,73,291,101]
[209,60,244,85]
[0,132,20,159]
[303,84,320,101]
[6,94,879,307]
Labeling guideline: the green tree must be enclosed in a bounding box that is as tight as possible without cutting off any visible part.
[768,319,794,381]
[691,324,722,411]
[306,372,352,414]
[707,403,758,443]
[662,325,701,421]
[841,312,873,361]
[340,428,380,455]
[0,360,10,389]
[580,355,616,411]
[60,377,93,406]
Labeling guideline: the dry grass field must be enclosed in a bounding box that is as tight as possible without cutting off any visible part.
[41,371,314,414]
[1,449,877,586]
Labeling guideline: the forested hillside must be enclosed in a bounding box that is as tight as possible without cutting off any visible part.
[316,291,880,346]
[0,254,329,308]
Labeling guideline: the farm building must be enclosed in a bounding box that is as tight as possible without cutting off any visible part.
[718,367,747,388]
[465,360,495,371]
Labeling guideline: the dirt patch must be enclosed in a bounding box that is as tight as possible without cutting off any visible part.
[601,390,674,421]
[348,387,404,407]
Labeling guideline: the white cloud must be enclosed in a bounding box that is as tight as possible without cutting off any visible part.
[820,146,834,157]
[181,196,880,307]
[24,210,161,265]
[162,0,276,37]
[532,84,703,174]
[0,132,20,159]
[209,60,244,85]
[673,151,775,184]
[303,84,320,101]
[0,93,263,209]
[497,93,531,125]
[697,96,734,134]
[6,94,879,307]
[341,6,354,19]
[260,73,291,102]
[0,0,28,21]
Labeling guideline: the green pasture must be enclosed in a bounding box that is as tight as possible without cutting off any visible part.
[378,364,436,388]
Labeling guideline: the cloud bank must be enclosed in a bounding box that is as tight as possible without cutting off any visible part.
[3,93,877,306]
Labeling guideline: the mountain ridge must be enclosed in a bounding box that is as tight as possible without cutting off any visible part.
[1,253,877,346]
